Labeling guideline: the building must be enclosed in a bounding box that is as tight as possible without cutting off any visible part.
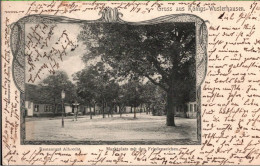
[81,105,100,115]
[25,84,66,117]
[65,103,72,114]
[174,102,197,118]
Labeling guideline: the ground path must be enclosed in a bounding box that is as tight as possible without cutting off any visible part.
[25,113,199,145]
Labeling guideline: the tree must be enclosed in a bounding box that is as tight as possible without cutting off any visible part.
[78,22,196,126]
[74,62,120,118]
[141,82,166,116]
[120,80,143,118]
[40,71,77,113]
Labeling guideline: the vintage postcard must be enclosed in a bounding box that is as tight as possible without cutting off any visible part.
[1,0,260,165]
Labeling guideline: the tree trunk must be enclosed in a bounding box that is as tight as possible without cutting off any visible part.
[134,107,136,118]
[119,105,122,117]
[152,106,155,116]
[90,105,92,119]
[166,92,176,126]
[111,107,114,117]
[102,100,105,118]
[130,106,133,113]
[93,103,96,115]
[108,105,110,117]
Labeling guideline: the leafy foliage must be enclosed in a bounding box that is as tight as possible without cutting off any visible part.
[73,62,120,106]
[79,22,196,102]
[40,71,77,104]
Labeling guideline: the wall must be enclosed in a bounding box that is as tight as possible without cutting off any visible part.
[25,101,34,116]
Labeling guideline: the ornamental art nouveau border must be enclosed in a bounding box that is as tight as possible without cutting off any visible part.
[10,8,208,145]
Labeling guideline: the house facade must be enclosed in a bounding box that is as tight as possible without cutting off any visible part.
[174,102,197,118]
[25,101,34,116]
[25,84,65,117]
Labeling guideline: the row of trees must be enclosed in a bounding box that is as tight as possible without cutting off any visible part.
[73,61,166,118]
[39,68,166,118]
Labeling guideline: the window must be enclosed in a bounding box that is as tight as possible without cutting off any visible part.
[44,105,53,112]
[34,105,39,112]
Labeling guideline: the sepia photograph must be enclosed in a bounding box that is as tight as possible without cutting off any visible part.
[3,1,260,165]
[23,15,199,145]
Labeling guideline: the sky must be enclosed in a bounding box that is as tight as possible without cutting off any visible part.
[25,23,86,84]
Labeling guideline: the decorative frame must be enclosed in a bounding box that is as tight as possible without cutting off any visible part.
[11,8,208,145]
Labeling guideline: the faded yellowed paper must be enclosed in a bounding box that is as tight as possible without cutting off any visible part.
[1,1,260,165]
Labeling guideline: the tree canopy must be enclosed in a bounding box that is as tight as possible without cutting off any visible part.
[73,62,120,106]
[40,71,77,104]
[79,23,196,93]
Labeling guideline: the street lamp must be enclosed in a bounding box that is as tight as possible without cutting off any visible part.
[61,90,65,128]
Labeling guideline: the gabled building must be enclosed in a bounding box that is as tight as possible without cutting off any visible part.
[25,84,63,117]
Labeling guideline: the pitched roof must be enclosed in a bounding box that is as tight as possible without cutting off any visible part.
[25,84,54,104]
